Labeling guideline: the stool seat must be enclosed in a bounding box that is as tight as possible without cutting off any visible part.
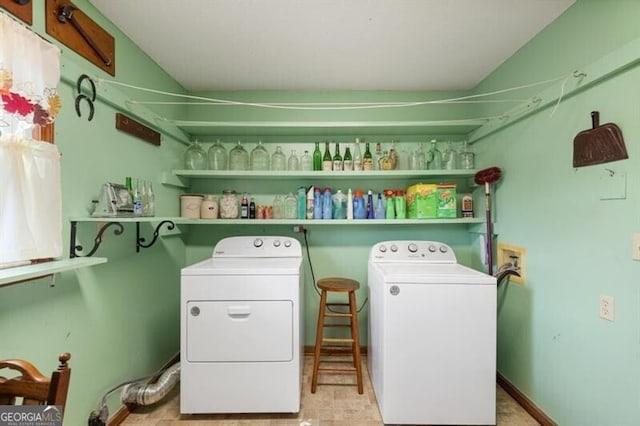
[317,277,360,292]
[311,277,363,394]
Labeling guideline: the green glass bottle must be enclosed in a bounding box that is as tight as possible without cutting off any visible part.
[332,142,343,171]
[312,141,322,171]
[322,141,333,171]
[363,142,373,171]
[343,146,353,171]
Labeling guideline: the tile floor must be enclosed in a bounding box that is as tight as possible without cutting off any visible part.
[121,355,539,425]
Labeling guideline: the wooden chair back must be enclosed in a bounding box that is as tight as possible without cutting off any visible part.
[0,353,71,416]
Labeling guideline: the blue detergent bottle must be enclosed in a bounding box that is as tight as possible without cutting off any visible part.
[322,187,332,220]
[366,190,375,219]
[374,193,386,219]
[313,187,323,219]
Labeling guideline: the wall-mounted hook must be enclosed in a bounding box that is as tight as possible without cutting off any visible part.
[74,74,96,121]
[605,168,615,177]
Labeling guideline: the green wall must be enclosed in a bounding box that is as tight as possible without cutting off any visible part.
[2,1,639,425]
[472,1,640,425]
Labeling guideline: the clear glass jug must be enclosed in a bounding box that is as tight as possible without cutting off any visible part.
[207,139,227,170]
[442,141,457,170]
[427,140,442,170]
[271,146,286,171]
[458,141,475,170]
[229,141,249,170]
[250,140,270,171]
[287,149,300,171]
[283,193,298,219]
[184,140,207,170]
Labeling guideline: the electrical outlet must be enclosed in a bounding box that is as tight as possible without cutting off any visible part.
[496,243,526,284]
[632,233,640,261]
[292,225,305,233]
[599,295,614,321]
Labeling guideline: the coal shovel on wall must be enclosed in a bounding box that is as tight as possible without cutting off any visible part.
[573,111,628,167]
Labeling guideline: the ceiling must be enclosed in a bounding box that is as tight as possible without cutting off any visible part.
[89,0,575,92]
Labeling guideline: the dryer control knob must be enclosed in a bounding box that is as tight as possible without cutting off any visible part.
[253,238,263,248]
[379,245,387,253]
[284,240,292,247]
[428,245,437,253]
[408,243,418,253]
[273,239,281,247]
[390,245,398,252]
[439,245,448,253]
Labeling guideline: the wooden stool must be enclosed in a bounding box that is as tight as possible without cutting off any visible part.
[311,277,363,394]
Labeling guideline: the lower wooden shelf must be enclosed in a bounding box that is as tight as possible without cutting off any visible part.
[0,257,107,287]
[71,217,484,226]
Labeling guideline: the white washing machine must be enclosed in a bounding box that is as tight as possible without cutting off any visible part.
[368,240,496,425]
[180,236,303,414]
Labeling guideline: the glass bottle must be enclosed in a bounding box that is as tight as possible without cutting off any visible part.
[459,141,475,170]
[145,181,155,217]
[229,141,249,170]
[300,150,313,171]
[249,197,256,219]
[322,141,332,171]
[363,142,373,171]
[273,195,284,219]
[184,140,207,170]
[443,141,457,170]
[352,138,363,171]
[343,146,353,171]
[250,140,269,171]
[283,193,298,219]
[427,139,442,170]
[240,193,249,219]
[332,142,343,171]
[133,179,143,215]
[287,149,300,171]
[416,143,426,170]
[313,142,322,171]
[374,142,383,170]
[271,145,286,171]
[208,139,227,170]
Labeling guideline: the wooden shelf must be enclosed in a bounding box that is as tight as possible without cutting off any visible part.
[70,217,484,226]
[172,169,478,181]
[0,257,107,286]
[173,119,487,137]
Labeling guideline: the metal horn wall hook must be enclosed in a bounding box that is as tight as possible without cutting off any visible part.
[136,220,176,252]
[74,74,96,121]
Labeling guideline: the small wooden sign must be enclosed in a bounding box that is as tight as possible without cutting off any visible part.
[115,113,161,146]
[45,0,115,76]
[0,0,33,25]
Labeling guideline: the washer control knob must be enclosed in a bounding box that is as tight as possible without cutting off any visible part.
[379,245,387,253]
[284,240,292,247]
[439,245,448,253]
[408,243,418,253]
[428,245,437,253]
[273,239,281,247]
[390,244,398,252]
[253,238,263,248]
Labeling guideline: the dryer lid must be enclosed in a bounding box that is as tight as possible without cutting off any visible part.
[372,263,495,285]
[182,257,302,276]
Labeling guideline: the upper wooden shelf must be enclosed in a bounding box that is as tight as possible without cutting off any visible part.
[172,119,487,136]
[172,169,478,180]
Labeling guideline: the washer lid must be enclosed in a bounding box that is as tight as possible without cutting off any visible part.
[182,257,302,276]
[372,263,496,285]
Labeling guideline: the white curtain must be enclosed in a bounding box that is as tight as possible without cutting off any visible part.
[0,12,62,266]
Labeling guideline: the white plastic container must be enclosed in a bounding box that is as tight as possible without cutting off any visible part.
[181,194,203,219]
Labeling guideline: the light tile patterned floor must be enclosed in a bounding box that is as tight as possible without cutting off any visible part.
[121,356,539,425]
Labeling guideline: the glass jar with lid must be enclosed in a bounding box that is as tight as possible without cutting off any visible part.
[184,140,207,170]
[208,139,227,170]
[219,190,239,218]
[250,140,270,171]
[229,141,249,170]
[283,193,298,219]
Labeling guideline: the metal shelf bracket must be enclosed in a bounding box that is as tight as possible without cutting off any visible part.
[136,220,175,252]
[70,220,124,258]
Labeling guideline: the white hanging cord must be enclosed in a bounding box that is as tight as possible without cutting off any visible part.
[95,72,578,111]
[128,98,532,106]
[549,70,587,117]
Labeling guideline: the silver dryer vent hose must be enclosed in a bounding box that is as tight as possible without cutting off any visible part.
[121,362,180,406]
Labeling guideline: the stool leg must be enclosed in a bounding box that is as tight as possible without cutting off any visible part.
[349,290,364,394]
[311,289,328,393]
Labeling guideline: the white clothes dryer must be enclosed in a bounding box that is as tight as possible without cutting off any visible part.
[180,236,303,414]
[368,240,496,425]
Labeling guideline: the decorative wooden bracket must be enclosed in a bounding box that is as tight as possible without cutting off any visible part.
[0,0,33,25]
[45,0,115,76]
